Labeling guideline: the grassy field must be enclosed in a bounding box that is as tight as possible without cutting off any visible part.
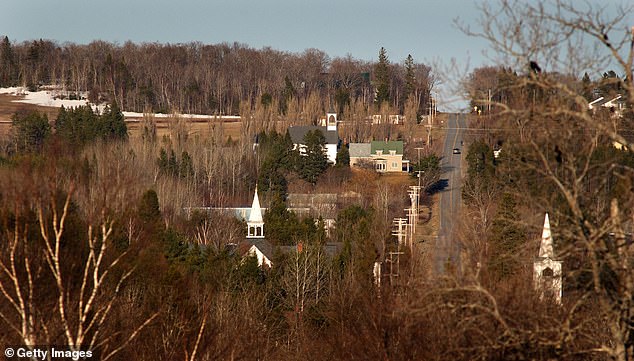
[0,94,243,140]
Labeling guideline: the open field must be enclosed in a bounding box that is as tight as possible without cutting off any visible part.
[0,94,243,140]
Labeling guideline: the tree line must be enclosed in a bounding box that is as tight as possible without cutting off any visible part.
[0,37,433,117]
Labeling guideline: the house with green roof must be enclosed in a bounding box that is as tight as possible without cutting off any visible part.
[349,140,410,173]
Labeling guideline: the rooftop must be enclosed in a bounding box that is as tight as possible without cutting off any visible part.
[288,126,339,145]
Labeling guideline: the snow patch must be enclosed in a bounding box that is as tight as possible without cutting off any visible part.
[1,87,241,120]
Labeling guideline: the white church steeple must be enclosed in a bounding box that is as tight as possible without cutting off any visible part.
[247,187,264,238]
[533,213,562,303]
[539,213,554,258]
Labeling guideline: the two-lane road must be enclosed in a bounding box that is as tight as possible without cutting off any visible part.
[435,113,466,275]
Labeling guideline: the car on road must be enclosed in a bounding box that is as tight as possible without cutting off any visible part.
[452,148,460,154]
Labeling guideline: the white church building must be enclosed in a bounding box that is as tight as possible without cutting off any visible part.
[533,213,563,304]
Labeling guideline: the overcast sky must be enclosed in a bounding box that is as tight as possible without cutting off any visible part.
[1,0,631,110]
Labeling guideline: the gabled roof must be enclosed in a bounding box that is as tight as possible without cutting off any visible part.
[371,140,404,155]
[248,239,275,261]
[288,126,339,145]
[349,143,371,157]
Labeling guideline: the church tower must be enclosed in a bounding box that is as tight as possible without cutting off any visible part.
[247,188,264,239]
[326,111,337,131]
[533,213,562,303]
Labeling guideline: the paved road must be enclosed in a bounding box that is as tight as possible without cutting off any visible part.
[435,113,466,275]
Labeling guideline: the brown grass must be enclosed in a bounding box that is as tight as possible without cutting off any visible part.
[0,94,242,141]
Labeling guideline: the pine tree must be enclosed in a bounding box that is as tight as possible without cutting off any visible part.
[179,151,194,178]
[138,189,162,224]
[263,194,300,245]
[404,54,416,101]
[100,103,128,140]
[168,149,178,175]
[11,110,51,153]
[158,148,169,173]
[374,47,390,106]
[298,129,328,184]
[487,193,525,280]
[581,72,593,101]
[0,36,17,86]
[466,139,495,180]
[336,143,350,167]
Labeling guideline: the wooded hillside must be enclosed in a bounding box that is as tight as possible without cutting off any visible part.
[0,37,433,116]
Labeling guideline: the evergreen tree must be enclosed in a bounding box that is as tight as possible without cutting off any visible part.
[412,154,440,174]
[258,164,288,199]
[54,104,126,147]
[99,103,128,140]
[263,194,300,245]
[487,193,525,280]
[336,143,350,167]
[158,148,169,173]
[10,110,51,153]
[581,72,594,101]
[138,189,161,224]
[463,139,497,203]
[167,149,178,175]
[0,36,17,86]
[179,151,194,178]
[404,54,416,102]
[298,129,328,184]
[374,47,391,106]
[257,130,295,198]
[335,205,376,283]
[466,139,495,180]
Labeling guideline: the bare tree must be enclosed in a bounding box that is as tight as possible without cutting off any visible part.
[0,169,157,358]
[458,1,634,359]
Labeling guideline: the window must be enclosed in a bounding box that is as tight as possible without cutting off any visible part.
[392,162,398,168]
[389,150,396,155]
[542,267,553,277]
[376,150,383,155]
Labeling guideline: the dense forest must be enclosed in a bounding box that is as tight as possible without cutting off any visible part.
[0,37,433,116]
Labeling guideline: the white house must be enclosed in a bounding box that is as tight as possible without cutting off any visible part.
[533,213,563,304]
[288,111,339,164]
[589,94,626,117]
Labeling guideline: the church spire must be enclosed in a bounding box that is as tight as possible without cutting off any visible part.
[539,213,554,258]
[249,187,263,223]
[247,186,264,238]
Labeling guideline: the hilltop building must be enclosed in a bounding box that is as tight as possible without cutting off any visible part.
[288,111,339,164]
[349,140,410,172]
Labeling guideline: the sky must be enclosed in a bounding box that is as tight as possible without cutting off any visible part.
[1,0,488,64]
[0,0,631,110]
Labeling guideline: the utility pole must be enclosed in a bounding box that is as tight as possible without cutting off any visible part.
[414,147,425,161]
[390,218,408,286]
